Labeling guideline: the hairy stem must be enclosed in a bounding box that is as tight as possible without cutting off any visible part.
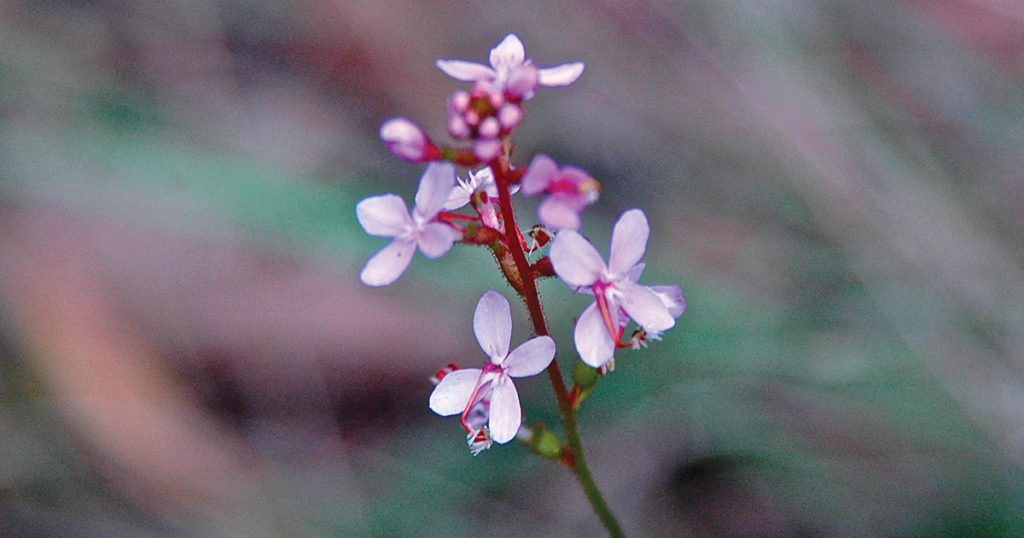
[490,157,625,538]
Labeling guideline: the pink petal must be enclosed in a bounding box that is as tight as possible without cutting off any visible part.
[620,283,675,332]
[473,291,511,363]
[608,209,650,276]
[574,302,616,368]
[414,163,456,221]
[538,62,585,87]
[488,377,521,444]
[650,285,686,318]
[417,222,457,259]
[435,60,495,82]
[489,34,526,72]
[429,368,482,416]
[356,194,411,237]
[550,230,606,287]
[626,262,646,283]
[360,239,416,287]
[520,154,558,195]
[538,194,582,231]
[504,336,555,377]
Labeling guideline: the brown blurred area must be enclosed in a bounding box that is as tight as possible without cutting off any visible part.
[2,1,1024,536]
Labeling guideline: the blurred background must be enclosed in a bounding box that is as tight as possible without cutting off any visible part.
[2,0,1024,536]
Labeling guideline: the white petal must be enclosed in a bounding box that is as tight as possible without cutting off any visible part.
[651,285,686,318]
[488,377,521,444]
[520,154,558,195]
[435,60,495,82]
[443,187,471,210]
[360,239,417,286]
[626,262,646,283]
[620,283,675,331]
[473,291,511,363]
[356,194,411,237]
[608,209,650,277]
[489,34,526,71]
[538,195,582,231]
[417,222,457,259]
[538,62,584,87]
[550,230,606,287]
[575,302,616,368]
[429,369,482,416]
[504,336,555,377]
[414,163,456,221]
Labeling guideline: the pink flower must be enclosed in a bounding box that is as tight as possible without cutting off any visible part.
[436,34,584,100]
[550,210,685,367]
[429,291,556,451]
[356,163,459,286]
[520,154,600,231]
[380,117,439,162]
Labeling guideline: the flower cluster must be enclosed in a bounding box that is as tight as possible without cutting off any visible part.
[357,34,685,456]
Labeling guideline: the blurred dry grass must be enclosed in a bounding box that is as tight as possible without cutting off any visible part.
[1,0,1023,536]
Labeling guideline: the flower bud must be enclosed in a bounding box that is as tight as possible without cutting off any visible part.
[527,423,564,460]
[479,117,500,138]
[572,360,599,391]
[498,103,523,130]
[473,138,502,161]
[379,117,438,162]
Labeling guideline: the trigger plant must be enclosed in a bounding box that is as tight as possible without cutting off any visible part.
[357,34,685,538]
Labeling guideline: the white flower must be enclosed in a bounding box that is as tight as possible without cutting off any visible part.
[550,209,685,367]
[429,291,556,448]
[436,34,584,100]
[444,167,519,210]
[356,163,459,286]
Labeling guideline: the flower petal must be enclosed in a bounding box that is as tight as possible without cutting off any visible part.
[620,283,676,331]
[489,34,525,72]
[504,336,555,377]
[417,222,457,258]
[414,163,456,221]
[356,194,411,237]
[550,230,606,287]
[428,368,482,416]
[608,209,650,277]
[538,62,585,87]
[520,154,558,195]
[473,291,511,363]
[538,194,582,231]
[488,377,521,444]
[443,187,471,210]
[435,60,495,82]
[574,302,616,367]
[650,285,686,318]
[360,239,416,287]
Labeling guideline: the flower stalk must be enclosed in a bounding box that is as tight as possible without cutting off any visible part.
[490,155,626,538]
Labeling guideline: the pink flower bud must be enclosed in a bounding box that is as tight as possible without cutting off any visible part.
[479,117,500,138]
[473,138,502,161]
[498,103,522,130]
[449,90,470,113]
[379,117,437,162]
[448,115,470,139]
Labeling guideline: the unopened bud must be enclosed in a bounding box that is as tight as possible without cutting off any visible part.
[380,117,438,162]
[498,103,523,130]
[572,360,599,391]
[479,117,500,138]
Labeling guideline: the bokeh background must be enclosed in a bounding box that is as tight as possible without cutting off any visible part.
[2,1,1024,536]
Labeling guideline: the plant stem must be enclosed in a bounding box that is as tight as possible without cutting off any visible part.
[491,158,626,538]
